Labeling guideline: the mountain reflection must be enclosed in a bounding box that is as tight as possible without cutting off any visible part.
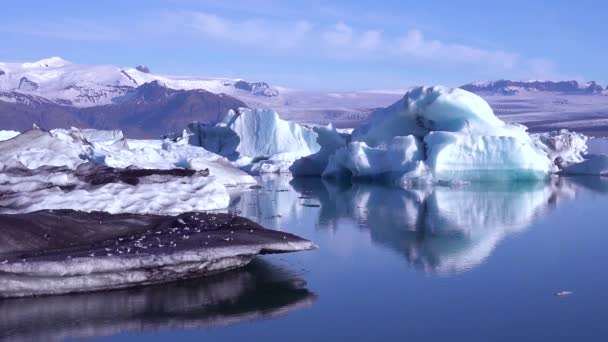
[232,175,578,275]
[0,260,316,342]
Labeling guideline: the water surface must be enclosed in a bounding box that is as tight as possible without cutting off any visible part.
[3,175,608,341]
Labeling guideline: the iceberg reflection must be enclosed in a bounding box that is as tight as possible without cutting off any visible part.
[286,177,577,274]
[0,260,316,342]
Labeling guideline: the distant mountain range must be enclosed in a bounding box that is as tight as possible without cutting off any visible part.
[0,80,247,138]
[460,80,607,95]
[1,57,607,137]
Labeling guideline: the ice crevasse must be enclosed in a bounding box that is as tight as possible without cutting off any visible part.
[291,86,587,183]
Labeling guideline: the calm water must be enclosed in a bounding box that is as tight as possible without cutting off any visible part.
[3,175,608,341]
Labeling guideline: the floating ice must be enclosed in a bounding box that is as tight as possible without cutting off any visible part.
[189,108,320,173]
[0,164,229,214]
[0,211,316,297]
[0,127,256,186]
[323,135,424,179]
[290,124,349,176]
[0,130,20,141]
[531,129,588,168]
[291,86,582,183]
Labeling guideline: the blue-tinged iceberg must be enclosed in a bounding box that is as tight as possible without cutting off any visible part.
[189,108,319,173]
[291,86,581,184]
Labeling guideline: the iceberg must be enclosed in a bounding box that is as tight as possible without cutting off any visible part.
[290,124,349,176]
[0,127,256,187]
[352,85,511,145]
[0,164,230,214]
[531,129,588,168]
[0,210,316,297]
[291,86,571,183]
[189,108,320,173]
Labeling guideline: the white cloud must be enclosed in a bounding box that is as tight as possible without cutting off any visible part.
[166,11,550,75]
[178,11,313,49]
[323,22,353,46]
[397,29,518,69]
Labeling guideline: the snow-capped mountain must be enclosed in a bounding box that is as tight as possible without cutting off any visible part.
[0,57,404,129]
[3,57,608,137]
[0,80,247,138]
[0,57,281,108]
[460,80,605,95]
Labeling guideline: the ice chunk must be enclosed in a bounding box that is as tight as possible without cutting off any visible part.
[531,129,588,168]
[189,108,320,172]
[0,130,20,141]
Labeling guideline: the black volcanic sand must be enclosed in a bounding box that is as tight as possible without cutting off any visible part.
[0,209,313,264]
[0,260,317,342]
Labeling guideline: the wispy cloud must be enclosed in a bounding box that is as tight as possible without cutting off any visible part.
[164,10,530,72]
[165,11,313,49]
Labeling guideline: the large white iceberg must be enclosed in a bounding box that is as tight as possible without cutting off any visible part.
[291,86,570,183]
[189,108,320,173]
[0,164,229,215]
[0,127,256,187]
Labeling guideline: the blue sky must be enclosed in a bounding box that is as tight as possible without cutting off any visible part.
[1,0,605,91]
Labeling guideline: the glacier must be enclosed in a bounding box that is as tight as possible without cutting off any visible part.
[290,86,589,184]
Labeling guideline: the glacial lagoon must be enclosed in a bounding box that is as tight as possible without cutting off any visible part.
[2,175,608,341]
